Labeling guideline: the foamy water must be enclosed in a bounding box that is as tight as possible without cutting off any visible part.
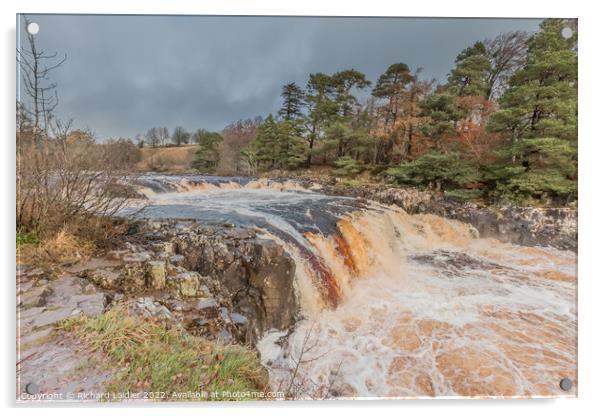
[130,176,577,398]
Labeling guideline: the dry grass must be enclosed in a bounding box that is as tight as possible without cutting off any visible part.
[17,230,95,270]
[135,145,199,172]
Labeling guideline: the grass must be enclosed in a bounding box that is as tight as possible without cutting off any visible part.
[17,229,94,270]
[58,306,269,401]
[16,229,40,246]
[136,145,198,172]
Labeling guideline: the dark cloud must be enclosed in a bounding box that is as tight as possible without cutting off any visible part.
[18,15,541,139]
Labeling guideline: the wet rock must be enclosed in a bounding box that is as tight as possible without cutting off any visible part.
[19,285,52,309]
[18,276,107,330]
[86,269,123,290]
[146,261,166,289]
[172,227,297,343]
[20,327,53,347]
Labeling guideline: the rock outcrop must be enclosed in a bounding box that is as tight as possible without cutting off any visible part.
[161,223,298,344]
[286,178,577,251]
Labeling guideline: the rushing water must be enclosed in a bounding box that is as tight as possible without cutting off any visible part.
[129,174,577,399]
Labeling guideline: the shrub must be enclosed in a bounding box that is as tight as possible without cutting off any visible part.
[487,137,577,204]
[332,156,364,177]
[386,151,479,191]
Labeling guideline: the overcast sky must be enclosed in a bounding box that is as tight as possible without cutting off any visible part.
[18,15,542,140]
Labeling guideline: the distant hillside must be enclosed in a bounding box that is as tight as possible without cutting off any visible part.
[135,145,198,172]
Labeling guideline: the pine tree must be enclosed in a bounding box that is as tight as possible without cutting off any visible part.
[418,94,465,150]
[386,151,478,191]
[372,63,415,126]
[252,115,307,170]
[486,137,577,203]
[488,19,577,141]
[447,41,492,97]
[305,73,339,165]
[331,69,371,117]
[191,129,223,172]
[278,82,305,121]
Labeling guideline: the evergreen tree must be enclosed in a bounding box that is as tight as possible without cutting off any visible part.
[278,82,305,121]
[331,69,371,117]
[191,129,223,172]
[372,63,415,125]
[386,151,479,191]
[486,137,577,203]
[447,41,492,97]
[488,19,577,141]
[305,73,339,165]
[418,94,465,150]
[333,156,364,177]
[252,115,307,170]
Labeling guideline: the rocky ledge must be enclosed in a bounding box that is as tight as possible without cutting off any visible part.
[18,221,297,351]
[279,176,577,251]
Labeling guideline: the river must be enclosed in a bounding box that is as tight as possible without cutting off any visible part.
[127,174,577,398]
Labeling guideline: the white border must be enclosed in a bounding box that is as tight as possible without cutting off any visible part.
[2,1,600,415]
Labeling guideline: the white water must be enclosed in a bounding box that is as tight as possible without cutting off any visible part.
[131,176,577,399]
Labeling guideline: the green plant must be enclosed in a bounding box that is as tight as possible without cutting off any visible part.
[58,307,268,401]
[386,151,479,191]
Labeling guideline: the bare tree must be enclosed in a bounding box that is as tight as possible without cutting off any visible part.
[157,126,170,146]
[16,19,134,236]
[145,127,159,147]
[17,15,67,143]
[484,31,530,100]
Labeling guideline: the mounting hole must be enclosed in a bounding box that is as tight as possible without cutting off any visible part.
[25,382,40,395]
[559,377,573,391]
[26,22,39,35]
[561,27,573,39]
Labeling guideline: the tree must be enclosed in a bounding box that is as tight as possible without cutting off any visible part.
[372,63,415,127]
[331,69,371,117]
[447,41,492,97]
[386,151,479,191]
[157,127,170,146]
[278,82,305,121]
[332,156,364,177]
[191,129,223,172]
[145,127,160,147]
[418,94,465,150]
[483,31,529,100]
[488,19,577,142]
[171,126,191,146]
[486,137,577,203]
[304,73,338,166]
[218,117,262,174]
[372,65,434,163]
[17,15,67,143]
[251,115,307,170]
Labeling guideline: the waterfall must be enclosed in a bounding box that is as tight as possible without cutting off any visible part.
[128,174,577,398]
